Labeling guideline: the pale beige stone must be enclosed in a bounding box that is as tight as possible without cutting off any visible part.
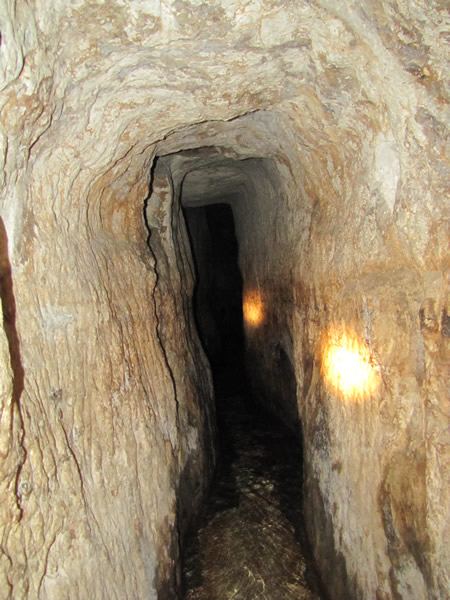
[0,0,448,598]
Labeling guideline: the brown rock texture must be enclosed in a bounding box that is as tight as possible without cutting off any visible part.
[0,1,448,599]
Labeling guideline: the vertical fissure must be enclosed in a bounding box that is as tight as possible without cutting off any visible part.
[144,162,182,442]
[0,218,26,515]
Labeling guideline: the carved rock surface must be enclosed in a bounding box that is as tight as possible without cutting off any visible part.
[0,1,448,599]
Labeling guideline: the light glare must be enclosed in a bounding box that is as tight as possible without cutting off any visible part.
[322,330,379,400]
[243,291,264,327]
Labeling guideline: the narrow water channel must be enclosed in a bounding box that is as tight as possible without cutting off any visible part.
[181,375,325,600]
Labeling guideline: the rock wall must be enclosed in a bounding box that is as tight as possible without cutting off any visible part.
[0,1,448,599]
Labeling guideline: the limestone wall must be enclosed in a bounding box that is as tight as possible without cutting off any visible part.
[0,1,448,598]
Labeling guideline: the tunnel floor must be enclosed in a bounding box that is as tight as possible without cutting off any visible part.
[182,369,325,600]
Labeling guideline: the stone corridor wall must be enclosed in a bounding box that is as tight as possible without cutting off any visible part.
[0,1,448,599]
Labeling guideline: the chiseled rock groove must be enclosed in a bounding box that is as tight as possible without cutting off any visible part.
[0,1,448,599]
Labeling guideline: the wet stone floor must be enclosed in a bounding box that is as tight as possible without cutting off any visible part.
[182,390,325,600]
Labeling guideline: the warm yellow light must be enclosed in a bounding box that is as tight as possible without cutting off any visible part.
[243,291,264,327]
[322,329,379,400]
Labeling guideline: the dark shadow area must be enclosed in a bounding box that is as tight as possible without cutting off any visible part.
[0,218,26,516]
[0,218,25,404]
[183,203,247,396]
[181,203,327,599]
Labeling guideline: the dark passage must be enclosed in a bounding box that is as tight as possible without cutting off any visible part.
[182,204,325,600]
[184,203,245,392]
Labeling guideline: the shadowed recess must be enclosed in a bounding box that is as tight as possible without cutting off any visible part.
[0,218,24,404]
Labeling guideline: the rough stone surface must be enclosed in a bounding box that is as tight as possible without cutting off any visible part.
[183,392,323,600]
[0,1,448,599]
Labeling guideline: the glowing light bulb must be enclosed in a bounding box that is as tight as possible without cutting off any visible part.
[322,329,379,400]
[243,291,264,327]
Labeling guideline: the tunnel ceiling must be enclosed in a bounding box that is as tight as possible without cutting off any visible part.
[178,156,271,208]
[156,111,283,208]
[180,160,252,208]
[2,0,446,257]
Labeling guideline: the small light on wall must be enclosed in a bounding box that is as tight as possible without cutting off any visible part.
[243,290,264,327]
[322,328,379,400]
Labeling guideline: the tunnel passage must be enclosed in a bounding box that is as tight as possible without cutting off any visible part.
[145,120,319,596]
[153,122,305,434]
[175,166,325,599]
[151,135,324,597]
[142,101,447,600]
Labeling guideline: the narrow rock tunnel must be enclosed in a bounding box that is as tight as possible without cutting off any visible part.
[0,2,448,600]
[180,190,326,598]
[148,141,324,598]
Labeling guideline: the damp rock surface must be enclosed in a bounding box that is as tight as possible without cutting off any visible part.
[0,1,448,599]
[183,392,324,600]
